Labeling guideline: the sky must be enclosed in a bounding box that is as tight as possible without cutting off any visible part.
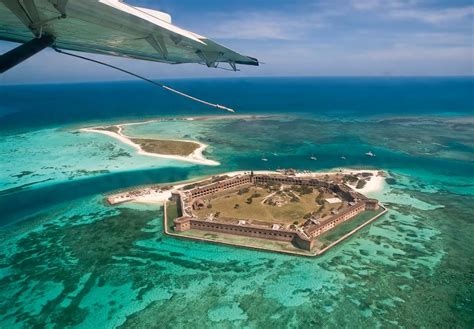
[1,0,473,84]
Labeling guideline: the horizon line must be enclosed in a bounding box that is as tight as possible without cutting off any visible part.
[2,74,473,87]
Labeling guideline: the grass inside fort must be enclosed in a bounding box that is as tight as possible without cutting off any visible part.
[164,199,313,255]
[194,185,341,226]
[165,189,386,256]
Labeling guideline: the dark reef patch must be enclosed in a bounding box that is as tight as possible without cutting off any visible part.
[0,207,162,327]
[10,171,34,178]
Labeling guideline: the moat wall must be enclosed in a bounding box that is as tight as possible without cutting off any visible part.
[175,217,316,250]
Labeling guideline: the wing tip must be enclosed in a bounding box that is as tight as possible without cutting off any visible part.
[236,56,259,66]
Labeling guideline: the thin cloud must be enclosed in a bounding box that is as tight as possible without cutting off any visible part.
[195,11,326,40]
[350,0,419,11]
[354,44,473,62]
[350,0,473,24]
[389,6,474,24]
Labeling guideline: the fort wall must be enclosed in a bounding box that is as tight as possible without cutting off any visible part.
[172,173,380,252]
[190,175,252,198]
[174,216,314,249]
[253,174,329,188]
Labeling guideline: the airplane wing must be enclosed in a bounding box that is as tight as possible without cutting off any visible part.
[0,0,259,71]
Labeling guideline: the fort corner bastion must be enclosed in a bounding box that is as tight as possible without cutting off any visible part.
[166,170,387,256]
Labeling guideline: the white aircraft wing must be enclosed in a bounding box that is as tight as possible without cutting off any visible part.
[0,0,259,69]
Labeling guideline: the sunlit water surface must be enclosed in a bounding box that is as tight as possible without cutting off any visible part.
[0,78,472,328]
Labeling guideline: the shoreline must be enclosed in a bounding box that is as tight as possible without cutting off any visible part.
[106,169,388,256]
[80,125,220,166]
[334,168,385,195]
[106,168,386,206]
[79,115,279,166]
[294,168,385,194]
[102,114,278,127]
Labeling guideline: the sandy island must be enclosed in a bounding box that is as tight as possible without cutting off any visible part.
[80,115,278,166]
[80,123,219,166]
[106,169,386,206]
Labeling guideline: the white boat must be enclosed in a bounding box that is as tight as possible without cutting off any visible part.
[261,157,268,162]
[341,156,347,160]
[365,151,376,157]
[310,154,317,161]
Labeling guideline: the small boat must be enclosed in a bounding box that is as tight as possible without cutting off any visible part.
[365,151,376,157]
[261,157,268,162]
[310,154,317,161]
[341,156,347,160]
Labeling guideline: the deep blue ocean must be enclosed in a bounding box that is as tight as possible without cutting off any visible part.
[1,77,472,132]
[0,77,473,328]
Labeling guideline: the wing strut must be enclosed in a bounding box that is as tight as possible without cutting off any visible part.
[0,35,55,73]
[52,47,236,113]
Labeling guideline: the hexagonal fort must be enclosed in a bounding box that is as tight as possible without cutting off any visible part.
[170,171,385,254]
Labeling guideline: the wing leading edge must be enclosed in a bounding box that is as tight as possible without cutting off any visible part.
[0,0,259,71]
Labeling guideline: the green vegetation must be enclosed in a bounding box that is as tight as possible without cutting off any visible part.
[131,138,200,156]
[292,185,313,195]
[183,183,198,190]
[194,186,340,225]
[96,126,120,134]
[315,192,325,205]
[261,182,281,191]
[356,179,367,189]
[343,175,358,183]
[238,187,250,195]
[211,175,229,183]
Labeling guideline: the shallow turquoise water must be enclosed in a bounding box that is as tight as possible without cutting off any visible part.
[0,126,191,192]
[0,78,473,328]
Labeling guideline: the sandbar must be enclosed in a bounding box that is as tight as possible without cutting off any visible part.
[80,123,219,166]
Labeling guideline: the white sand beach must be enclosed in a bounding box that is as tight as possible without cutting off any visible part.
[80,126,220,166]
[108,187,174,205]
[80,115,278,166]
[339,169,385,194]
[106,169,386,206]
[294,168,385,194]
